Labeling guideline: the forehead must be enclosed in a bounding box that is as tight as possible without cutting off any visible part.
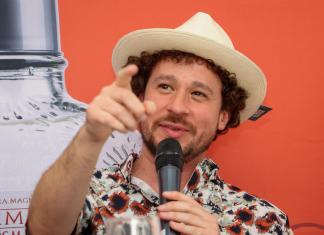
[149,60,222,90]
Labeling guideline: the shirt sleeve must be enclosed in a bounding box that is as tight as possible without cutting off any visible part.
[73,194,96,235]
[282,216,294,235]
[218,184,294,234]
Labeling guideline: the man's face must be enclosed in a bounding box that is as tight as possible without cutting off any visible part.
[139,60,229,162]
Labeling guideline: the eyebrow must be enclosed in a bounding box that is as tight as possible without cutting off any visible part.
[152,74,176,82]
[152,74,215,95]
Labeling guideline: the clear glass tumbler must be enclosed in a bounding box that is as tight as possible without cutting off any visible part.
[105,215,161,235]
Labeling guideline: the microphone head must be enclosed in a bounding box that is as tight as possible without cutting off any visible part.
[155,138,183,171]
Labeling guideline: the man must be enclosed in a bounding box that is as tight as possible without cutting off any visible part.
[27,12,293,234]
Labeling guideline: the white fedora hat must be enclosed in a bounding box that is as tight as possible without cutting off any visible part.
[112,12,267,122]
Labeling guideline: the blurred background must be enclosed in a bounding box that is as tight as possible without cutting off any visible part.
[58,0,324,234]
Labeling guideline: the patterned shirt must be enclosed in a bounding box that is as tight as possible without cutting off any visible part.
[75,154,293,235]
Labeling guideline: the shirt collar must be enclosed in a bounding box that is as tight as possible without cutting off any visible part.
[120,154,219,178]
[182,158,220,193]
[119,155,220,202]
[119,152,139,181]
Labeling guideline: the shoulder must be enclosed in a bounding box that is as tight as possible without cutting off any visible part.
[91,166,124,185]
[81,166,125,211]
[217,181,293,234]
[75,167,128,234]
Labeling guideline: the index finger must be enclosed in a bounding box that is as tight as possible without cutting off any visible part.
[162,191,199,204]
[115,64,139,88]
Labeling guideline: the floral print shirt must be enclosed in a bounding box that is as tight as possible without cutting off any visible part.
[75,154,293,235]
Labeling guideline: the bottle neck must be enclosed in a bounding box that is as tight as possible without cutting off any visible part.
[0,54,67,98]
[0,54,86,124]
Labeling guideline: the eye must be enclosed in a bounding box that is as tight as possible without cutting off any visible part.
[192,91,208,98]
[158,83,173,92]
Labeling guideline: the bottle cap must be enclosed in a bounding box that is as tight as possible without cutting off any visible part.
[0,0,61,54]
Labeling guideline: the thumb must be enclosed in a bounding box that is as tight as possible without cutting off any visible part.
[143,100,157,115]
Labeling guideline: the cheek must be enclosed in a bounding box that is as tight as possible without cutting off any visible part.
[194,107,220,133]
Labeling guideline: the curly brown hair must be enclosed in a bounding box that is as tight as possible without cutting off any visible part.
[125,50,248,135]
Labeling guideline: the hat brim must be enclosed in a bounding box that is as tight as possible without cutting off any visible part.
[112,28,267,122]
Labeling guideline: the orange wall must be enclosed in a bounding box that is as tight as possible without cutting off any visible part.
[58,1,324,234]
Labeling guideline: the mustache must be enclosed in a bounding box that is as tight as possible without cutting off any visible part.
[153,114,196,134]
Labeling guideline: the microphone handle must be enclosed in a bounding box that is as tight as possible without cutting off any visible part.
[158,165,181,235]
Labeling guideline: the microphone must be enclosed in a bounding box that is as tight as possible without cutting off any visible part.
[155,138,183,235]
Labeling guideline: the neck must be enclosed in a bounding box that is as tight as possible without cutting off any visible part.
[131,143,205,193]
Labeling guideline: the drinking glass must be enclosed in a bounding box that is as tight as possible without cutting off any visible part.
[105,215,161,235]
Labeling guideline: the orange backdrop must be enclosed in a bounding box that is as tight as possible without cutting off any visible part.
[58,1,324,234]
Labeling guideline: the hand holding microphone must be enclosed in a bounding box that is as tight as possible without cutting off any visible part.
[155,138,220,235]
[155,138,183,235]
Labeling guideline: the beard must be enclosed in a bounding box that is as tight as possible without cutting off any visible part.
[139,113,216,163]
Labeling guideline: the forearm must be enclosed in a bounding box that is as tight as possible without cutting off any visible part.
[27,64,152,234]
[27,126,109,235]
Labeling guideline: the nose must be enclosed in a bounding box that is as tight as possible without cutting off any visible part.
[166,91,190,115]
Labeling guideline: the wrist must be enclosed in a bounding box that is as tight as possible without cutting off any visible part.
[63,125,108,171]
[81,124,112,144]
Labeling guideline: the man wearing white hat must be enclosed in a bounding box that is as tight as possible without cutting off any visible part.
[27,12,293,235]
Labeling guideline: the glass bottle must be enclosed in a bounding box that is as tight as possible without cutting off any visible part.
[0,0,86,193]
[0,1,141,233]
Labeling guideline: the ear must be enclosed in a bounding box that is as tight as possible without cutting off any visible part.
[217,110,230,131]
